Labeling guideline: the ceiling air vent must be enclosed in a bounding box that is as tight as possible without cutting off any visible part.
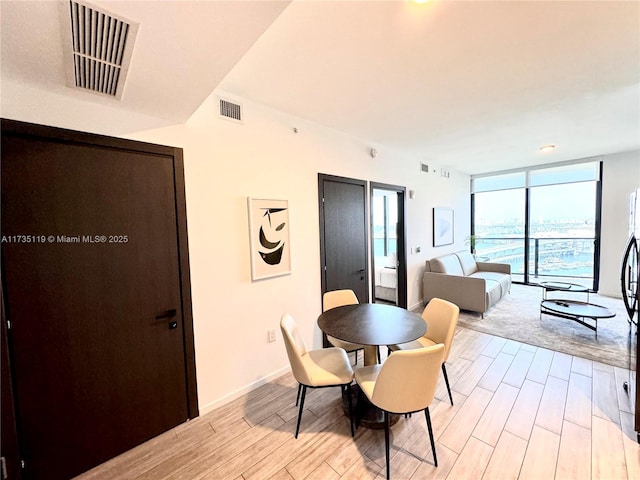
[219,98,243,124]
[60,0,139,99]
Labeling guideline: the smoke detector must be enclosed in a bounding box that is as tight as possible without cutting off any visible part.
[60,0,139,99]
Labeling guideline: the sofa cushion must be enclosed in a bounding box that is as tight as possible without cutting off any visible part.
[471,271,511,296]
[429,254,464,276]
[455,251,478,276]
[484,279,503,309]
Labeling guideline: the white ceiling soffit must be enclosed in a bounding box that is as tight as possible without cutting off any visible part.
[60,0,139,99]
[1,1,291,123]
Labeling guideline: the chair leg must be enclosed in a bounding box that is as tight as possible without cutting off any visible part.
[384,410,391,480]
[424,407,438,467]
[442,363,453,406]
[295,383,302,406]
[356,387,365,428]
[295,385,307,438]
[344,384,355,437]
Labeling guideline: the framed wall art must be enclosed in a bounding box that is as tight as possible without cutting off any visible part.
[248,198,291,280]
[433,207,454,247]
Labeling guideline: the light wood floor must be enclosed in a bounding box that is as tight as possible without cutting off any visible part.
[76,327,640,479]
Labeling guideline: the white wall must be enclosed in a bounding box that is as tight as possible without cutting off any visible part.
[3,77,634,413]
[1,84,469,413]
[600,150,640,297]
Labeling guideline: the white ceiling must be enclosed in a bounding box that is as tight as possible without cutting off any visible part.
[2,0,639,175]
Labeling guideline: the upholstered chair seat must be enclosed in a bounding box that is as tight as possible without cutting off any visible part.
[280,313,354,438]
[301,349,355,386]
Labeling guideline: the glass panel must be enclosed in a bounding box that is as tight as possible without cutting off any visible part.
[372,192,397,259]
[528,181,596,286]
[372,195,386,256]
[472,172,525,193]
[473,189,526,278]
[529,162,599,187]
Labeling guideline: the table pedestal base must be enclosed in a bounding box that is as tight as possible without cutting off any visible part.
[341,384,399,429]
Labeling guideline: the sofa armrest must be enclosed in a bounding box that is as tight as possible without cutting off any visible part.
[423,272,487,313]
[476,262,511,275]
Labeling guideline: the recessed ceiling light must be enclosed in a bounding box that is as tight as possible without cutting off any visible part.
[539,144,556,153]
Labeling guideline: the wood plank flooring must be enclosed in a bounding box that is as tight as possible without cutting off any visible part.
[75,327,639,479]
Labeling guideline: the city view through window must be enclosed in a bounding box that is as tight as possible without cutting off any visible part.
[473,180,597,289]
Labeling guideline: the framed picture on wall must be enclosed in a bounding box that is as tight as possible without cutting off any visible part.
[248,198,291,280]
[433,207,454,247]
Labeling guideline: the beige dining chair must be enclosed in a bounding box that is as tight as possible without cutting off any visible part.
[355,344,445,479]
[388,298,460,405]
[280,313,355,438]
[322,289,366,364]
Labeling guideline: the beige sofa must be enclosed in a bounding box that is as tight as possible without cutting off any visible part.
[423,251,511,315]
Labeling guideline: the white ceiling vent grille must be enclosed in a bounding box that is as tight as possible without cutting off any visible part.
[60,0,139,99]
[218,98,243,123]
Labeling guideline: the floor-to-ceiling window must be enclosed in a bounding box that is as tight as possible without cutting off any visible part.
[471,160,601,289]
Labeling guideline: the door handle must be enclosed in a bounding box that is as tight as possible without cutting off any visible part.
[359,269,365,280]
[155,309,177,320]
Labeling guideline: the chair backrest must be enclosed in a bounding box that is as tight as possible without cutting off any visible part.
[422,298,460,362]
[371,344,444,414]
[322,289,359,312]
[280,314,312,385]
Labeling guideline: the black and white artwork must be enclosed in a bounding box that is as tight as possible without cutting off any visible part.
[248,198,291,280]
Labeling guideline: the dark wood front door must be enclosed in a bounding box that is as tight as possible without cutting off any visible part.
[1,120,197,480]
[318,174,369,304]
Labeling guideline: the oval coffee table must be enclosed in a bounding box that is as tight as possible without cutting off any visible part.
[540,299,615,336]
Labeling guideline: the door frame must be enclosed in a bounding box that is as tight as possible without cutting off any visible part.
[370,182,408,308]
[0,119,199,477]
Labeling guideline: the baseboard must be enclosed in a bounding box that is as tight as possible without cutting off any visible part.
[197,365,291,416]
[409,300,425,313]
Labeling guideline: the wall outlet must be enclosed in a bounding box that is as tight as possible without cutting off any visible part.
[268,329,276,343]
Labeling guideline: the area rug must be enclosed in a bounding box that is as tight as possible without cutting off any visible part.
[456,283,635,368]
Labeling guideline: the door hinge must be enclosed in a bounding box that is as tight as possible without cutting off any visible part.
[1,457,7,479]
[6,320,11,330]
[322,197,325,203]
[20,459,25,470]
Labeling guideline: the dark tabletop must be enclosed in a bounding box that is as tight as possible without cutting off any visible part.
[539,281,589,293]
[317,303,426,346]
[541,300,615,319]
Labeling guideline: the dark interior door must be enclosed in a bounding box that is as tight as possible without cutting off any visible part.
[319,174,369,304]
[1,121,197,480]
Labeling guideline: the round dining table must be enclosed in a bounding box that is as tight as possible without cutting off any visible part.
[317,302,426,427]
[318,303,426,365]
